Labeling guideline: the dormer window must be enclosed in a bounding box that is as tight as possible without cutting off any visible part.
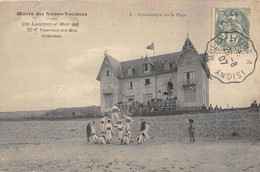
[128,67,133,75]
[145,64,148,71]
[164,61,170,70]
[106,70,110,76]
[144,63,150,73]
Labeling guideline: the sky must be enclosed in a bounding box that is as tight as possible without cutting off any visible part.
[0,0,259,112]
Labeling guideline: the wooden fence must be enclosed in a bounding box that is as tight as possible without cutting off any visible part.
[116,97,177,115]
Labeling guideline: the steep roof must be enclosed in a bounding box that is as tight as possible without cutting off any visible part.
[106,54,121,77]
[96,36,211,80]
[121,52,180,78]
[96,53,121,81]
[182,35,196,52]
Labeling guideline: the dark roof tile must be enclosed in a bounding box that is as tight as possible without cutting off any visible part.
[121,52,180,78]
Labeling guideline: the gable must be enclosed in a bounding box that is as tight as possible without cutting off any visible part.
[177,49,201,65]
[127,66,134,75]
[175,49,210,78]
[182,37,196,52]
[144,56,154,66]
[96,54,121,81]
[96,35,211,81]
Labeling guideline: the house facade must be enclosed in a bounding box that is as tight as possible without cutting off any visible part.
[96,36,209,112]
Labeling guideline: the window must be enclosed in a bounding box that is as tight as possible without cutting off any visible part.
[164,76,170,85]
[186,57,192,64]
[145,79,150,86]
[129,81,133,90]
[184,71,195,84]
[144,64,148,71]
[184,90,195,102]
[144,63,151,73]
[128,68,133,75]
[106,70,110,76]
[105,82,113,89]
[164,61,170,70]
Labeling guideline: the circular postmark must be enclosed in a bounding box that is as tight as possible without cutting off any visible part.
[205,31,258,84]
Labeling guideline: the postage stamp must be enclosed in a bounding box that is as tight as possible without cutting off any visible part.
[207,8,258,84]
[211,8,250,54]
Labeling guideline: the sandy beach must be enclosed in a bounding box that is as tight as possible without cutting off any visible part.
[0,112,259,172]
[0,140,259,172]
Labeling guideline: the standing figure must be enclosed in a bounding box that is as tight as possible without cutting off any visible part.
[91,121,96,140]
[202,104,207,112]
[208,104,213,111]
[111,105,120,124]
[123,114,134,138]
[116,120,125,144]
[188,119,195,143]
[137,119,150,144]
[105,119,113,143]
[142,122,150,140]
[100,113,108,133]
[86,122,92,142]
[140,118,146,132]
[250,100,257,111]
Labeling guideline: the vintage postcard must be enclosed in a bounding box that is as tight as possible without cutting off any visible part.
[0,0,259,172]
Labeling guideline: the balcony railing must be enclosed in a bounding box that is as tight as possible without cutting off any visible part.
[103,89,114,97]
[183,83,196,89]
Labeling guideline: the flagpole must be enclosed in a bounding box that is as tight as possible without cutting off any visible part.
[153,42,155,56]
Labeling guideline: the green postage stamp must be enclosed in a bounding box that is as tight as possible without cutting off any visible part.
[211,8,250,54]
[207,8,257,84]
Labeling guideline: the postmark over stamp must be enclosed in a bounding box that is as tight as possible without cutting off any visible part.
[211,8,250,54]
[206,8,258,84]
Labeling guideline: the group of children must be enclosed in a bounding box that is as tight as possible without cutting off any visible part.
[86,106,195,144]
[86,109,150,145]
